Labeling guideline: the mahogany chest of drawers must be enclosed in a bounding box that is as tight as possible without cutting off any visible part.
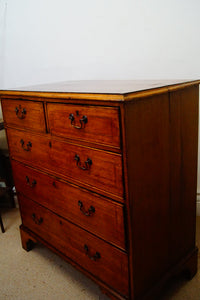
[0,80,199,300]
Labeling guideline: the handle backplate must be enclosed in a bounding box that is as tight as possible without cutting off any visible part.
[20,139,32,151]
[78,201,95,216]
[15,105,26,119]
[32,213,43,225]
[69,113,87,129]
[26,176,37,187]
[84,244,101,261]
[75,154,92,170]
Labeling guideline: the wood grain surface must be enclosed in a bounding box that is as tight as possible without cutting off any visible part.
[47,103,121,149]
[1,80,199,102]
[1,99,46,133]
[7,128,124,200]
[1,80,199,300]
[19,194,129,297]
[12,160,126,250]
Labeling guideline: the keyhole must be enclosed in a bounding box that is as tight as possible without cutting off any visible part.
[76,110,79,116]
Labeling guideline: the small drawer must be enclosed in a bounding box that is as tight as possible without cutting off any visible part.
[47,103,121,149]
[12,161,126,250]
[19,195,129,297]
[1,99,46,133]
[7,128,124,200]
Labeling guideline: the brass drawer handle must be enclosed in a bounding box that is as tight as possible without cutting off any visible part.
[78,201,95,216]
[84,244,101,261]
[74,154,92,170]
[32,213,43,225]
[26,176,37,187]
[20,139,32,151]
[69,113,87,129]
[15,105,26,119]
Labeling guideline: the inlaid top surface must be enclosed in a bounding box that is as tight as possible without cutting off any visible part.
[8,80,200,94]
[0,80,199,101]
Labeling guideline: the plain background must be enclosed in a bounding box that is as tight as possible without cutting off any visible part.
[0,0,199,207]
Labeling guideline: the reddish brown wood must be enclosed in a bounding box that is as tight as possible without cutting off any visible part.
[19,194,129,297]
[1,80,199,300]
[47,103,121,149]
[1,99,46,133]
[140,247,198,300]
[20,224,127,300]
[12,160,126,250]
[123,86,199,299]
[1,80,200,99]
[119,102,135,299]
[169,86,199,264]
[124,93,171,299]
[6,128,124,200]
[20,225,37,251]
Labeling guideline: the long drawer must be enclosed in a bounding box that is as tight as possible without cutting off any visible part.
[7,128,124,200]
[1,99,46,133]
[19,194,129,297]
[12,160,126,250]
[47,103,121,149]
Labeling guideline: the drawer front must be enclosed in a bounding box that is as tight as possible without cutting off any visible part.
[7,128,124,200]
[1,99,46,133]
[47,103,121,149]
[19,195,129,296]
[12,161,126,250]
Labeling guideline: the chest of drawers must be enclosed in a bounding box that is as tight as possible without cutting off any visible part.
[0,80,199,300]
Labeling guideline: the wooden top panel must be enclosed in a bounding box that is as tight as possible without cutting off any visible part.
[0,80,199,101]
[6,80,200,94]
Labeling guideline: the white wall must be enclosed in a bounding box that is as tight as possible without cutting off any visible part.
[0,0,200,201]
[0,0,200,88]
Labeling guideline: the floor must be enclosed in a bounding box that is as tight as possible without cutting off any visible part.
[0,208,200,300]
